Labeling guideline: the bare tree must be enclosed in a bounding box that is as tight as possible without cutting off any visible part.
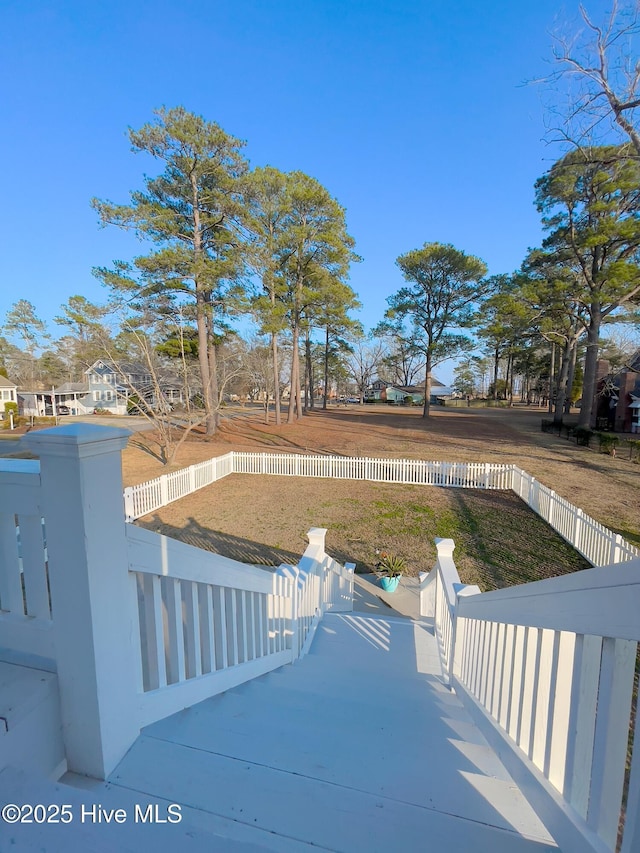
[345,339,386,403]
[547,2,640,154]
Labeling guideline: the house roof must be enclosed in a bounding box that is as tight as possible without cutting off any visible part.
[0,374,17,388]
[626,349,640,372]
[53,382,89,394]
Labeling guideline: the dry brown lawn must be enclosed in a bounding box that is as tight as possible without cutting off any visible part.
[121,404,639,591]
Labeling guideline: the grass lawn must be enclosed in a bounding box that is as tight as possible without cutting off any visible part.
[120,403,637,591]
[138,475,589,591]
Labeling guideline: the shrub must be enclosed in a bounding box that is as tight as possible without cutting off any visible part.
[624,438,640,462]
[574,426,593,447]
[596,432,620,455]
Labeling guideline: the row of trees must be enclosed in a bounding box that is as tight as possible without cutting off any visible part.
[90,108,361,435]
[4,5,640,433]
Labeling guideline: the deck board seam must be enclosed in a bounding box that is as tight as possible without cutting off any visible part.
[133,733,556,845]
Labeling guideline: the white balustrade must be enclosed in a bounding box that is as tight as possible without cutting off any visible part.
[127,523,352,727]
[0,459,52,664]
[421,539,640,853]
[1,426,354,781]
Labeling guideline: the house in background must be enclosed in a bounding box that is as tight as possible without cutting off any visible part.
[592,351,640,433]
[18,360,185,417]
[365,378,453,405]
[0,374,18,412]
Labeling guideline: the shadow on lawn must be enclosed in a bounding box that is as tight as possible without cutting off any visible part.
[137,514,361,572]
[138,514,304,568]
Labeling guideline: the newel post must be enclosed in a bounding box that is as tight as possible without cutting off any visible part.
[307,527,327,612]
[24,424,139,780]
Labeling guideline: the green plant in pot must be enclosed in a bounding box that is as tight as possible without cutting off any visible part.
[376,552,406,592]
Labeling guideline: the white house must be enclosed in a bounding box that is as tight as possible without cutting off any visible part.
[0,374,18,413]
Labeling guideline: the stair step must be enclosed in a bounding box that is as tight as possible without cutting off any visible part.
[0,766,269,852]
[108,735,558,853]
[0,662,64,779]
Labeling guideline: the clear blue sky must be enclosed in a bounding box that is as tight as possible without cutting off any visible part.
[0,0,617,382]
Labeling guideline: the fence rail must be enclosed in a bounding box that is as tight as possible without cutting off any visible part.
[124,451,640,569]
[422,539,640,853]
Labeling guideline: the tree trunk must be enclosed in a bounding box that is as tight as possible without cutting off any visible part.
[564,340,579,415]
[492,347,499,399]
[304,331,314,411]
[422,353,432,418]
[271,332,281,425]
[553,340,572,424]
[196,302,215,435]
[548,342,556,415]
[579,309,602,429]
[323,327,329,410]
[190,173,216,436]
[287,326,298,424]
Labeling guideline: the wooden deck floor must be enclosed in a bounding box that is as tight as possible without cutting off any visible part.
[62,612,560,852]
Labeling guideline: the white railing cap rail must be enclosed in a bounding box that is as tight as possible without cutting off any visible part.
[457,557,640,641]
[126,525,274,594]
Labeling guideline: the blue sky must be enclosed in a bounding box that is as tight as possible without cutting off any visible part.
[0,0,618,382]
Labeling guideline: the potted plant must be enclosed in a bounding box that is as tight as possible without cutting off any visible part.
[375,552,406,592]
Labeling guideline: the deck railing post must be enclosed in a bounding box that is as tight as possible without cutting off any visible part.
[23,424,139,780]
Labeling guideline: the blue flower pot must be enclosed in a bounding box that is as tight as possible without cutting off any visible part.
[380,576,400,593]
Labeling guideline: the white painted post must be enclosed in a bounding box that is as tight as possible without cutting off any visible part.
[610,533,623,565]
[573,508,583,553]
[419,570,436,617]
[277,565,300,660]
[123,486,134,523]
[160,473,169,507]
[452,585,480,679]
[23,424,139,780]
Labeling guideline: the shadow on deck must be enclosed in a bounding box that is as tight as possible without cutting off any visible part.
[64,612,559,852]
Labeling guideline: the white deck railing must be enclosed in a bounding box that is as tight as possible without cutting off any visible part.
[421,539,640,853]
[126,524,353,728]
[0,460,53,665]
[0,427,354,780]
[124,451,640,568]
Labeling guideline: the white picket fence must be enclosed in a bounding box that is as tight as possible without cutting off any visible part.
[421,539,640,853]
[124,451,235,520]
[512,466,639,566]
[124,451,640,569]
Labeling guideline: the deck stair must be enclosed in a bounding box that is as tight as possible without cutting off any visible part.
[56,612,559,852]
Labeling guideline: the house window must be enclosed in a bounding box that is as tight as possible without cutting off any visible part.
[104,390,113,401]
[93,391,100,402]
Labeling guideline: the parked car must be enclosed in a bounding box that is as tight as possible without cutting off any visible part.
[57,405,70,415]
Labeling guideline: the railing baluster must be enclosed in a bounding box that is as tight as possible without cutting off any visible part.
[18,515,49,618]
[588,637,637,849]
[563,634,601,819]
